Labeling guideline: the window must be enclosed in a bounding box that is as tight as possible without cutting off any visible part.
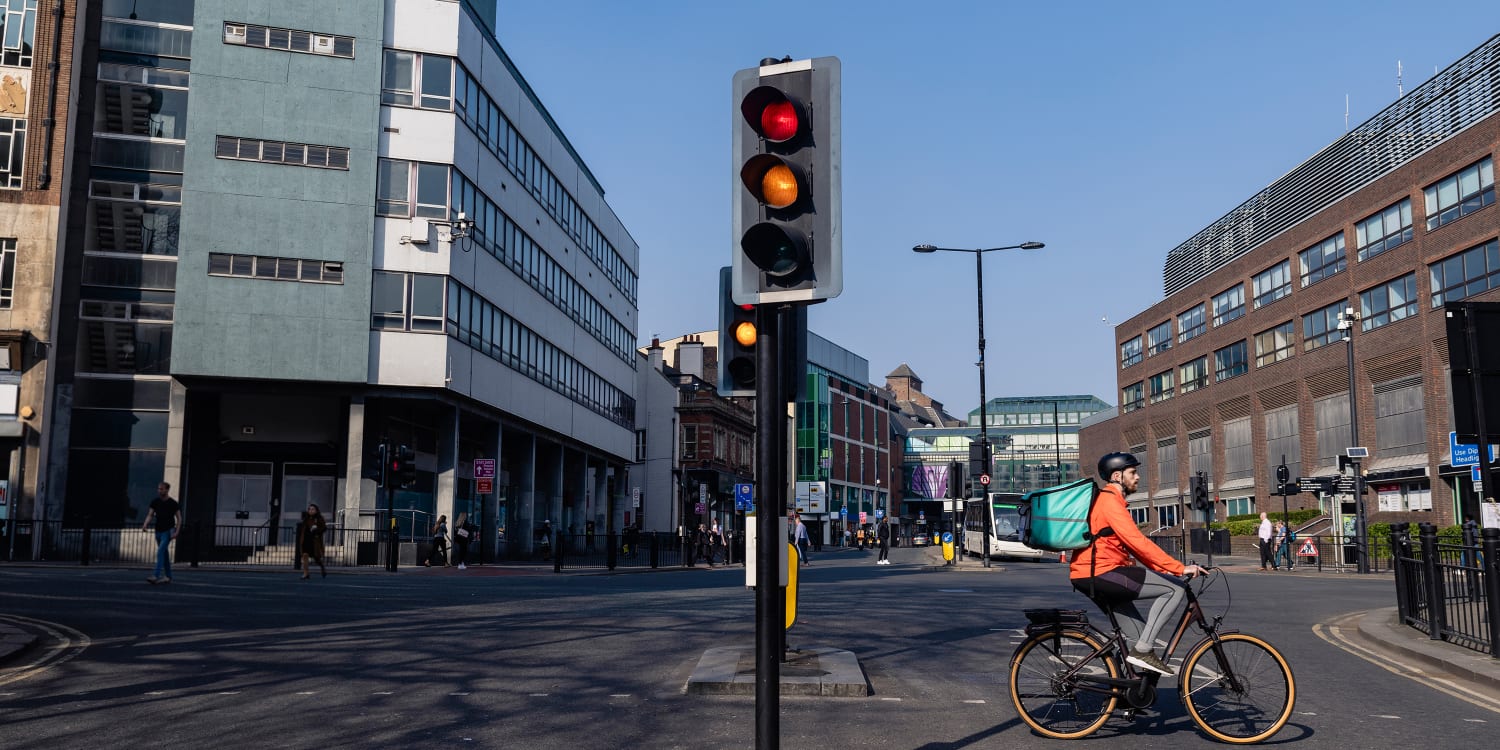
[1223,418,1251,481]
[1252,260,1292,308]
[1298,233,1346,287]
[1429,239,1500,308]
[1424,157,1494,231]
[681,424,697,461]
[376,159,448,218]
[0,238,13,308]
[208,253,342,284]
[1148,370,1174,403]
[1264,405,1300,482]
[225,21,355,57]
[1214,340,1248,382]
[214,136,349,170]
[1212,285,1245,326]
[1254,321,1294,367]
[0,0,39,67]
[1302,301,1345,352]
[371,271,406,330]
[1356,199,1412,262]
[1314,393,1351,465]
[382,50,452,110]
[1179,356,1208,394]
[95,65,191,140]
[1225,497,1256,517]
[0,117,23,189]
[1374,377,1424,456]
[1121,382,1144,413]
[1177,305,1206,343]
[1156,439,1178,489]
[634,429,647,462]
[1120,336,1142,369]
[1146,321,1172,357]
[1359,273,1418,332]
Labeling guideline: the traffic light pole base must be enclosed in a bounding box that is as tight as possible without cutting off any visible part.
[685,646,867,697]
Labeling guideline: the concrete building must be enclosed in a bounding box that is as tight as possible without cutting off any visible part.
[45,1,639,559]
[1082,34,1500,532]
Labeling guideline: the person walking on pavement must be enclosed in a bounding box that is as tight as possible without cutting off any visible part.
[141,482,180,585]
[453,511,477,569]
[794,515,812,565]
[694,523,713,567]
[876,517,892,565]
[1257,512,1275,571]
[426,514,450,567]
[299,503,328,579]
[1273,520,1295,571]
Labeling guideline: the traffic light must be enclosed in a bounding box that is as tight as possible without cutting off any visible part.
[718,266,758,396]
[392,444,417,489]
[1190,473,1210,511]
[731,56,841,305]
[946,462,964,500]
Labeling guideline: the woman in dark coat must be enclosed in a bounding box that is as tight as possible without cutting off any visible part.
[300,503,328,579]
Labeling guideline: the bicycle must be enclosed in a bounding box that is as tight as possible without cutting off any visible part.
[1008,567,1295,744]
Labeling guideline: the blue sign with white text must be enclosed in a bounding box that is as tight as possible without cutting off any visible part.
[1451,432,1499,467]
[734,483,754,512]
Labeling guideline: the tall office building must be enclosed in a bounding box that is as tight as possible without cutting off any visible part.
[47,0,639,555]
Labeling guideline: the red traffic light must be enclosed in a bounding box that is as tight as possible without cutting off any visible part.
[741,86,803,143]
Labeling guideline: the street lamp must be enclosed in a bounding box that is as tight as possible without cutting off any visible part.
[1337,307,1369,574]
[913,240,1045,545]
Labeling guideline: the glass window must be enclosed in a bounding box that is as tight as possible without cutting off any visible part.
[1355,198,1413,262]
[1253,259,1292,308]
[1298,233,1346,287]
[0,237,13,308]
[381,50,415,106]
[1359,273,1418,332]
[94,82,191,140]
[1429,239,1500,308]
[415,163,448,218]
[0,117,24,189]
[371,271,406,329]
[1148,370,1174,404]
[1179,356,1208,394]
[376,159,409,216]
[420,56,452,110]
[1121,382,1144,413]
[1146,321,1171,357]
[1212,285,1245,326]
[1254,321,1294,367]
[1302,300,1346,352]
[1214,340,1248,382]
[1177,304,1206,343]
[1120,336,1142,369]
[1425,157,1494,231]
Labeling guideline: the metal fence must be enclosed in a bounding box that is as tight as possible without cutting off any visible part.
[4,520,386,569]
[1392,522,1500,657]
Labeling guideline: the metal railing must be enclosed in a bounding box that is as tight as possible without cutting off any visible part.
[4,519,387,569]
[1392,522,1500,657]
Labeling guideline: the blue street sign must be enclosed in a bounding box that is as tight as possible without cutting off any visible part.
[875,509,884,519]
[839,506,848,518]
[734,483,753,512]
[941,532,954,544]
[1451,431,1498,466]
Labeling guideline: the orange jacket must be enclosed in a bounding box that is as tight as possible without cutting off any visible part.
[1069,482,1184,579]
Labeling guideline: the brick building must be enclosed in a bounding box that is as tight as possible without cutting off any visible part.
[1081,34,1500,532]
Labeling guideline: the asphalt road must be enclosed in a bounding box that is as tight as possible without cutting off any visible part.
[0,545,1495,749]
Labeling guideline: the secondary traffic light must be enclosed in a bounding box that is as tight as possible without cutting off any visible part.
[1190,473,1210,511]
[946,462,964,500]
[718,266,758,396]
[393,445,417,489]
[731,56,841,305]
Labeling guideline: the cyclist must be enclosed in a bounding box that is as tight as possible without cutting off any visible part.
[1071,452,1206,677]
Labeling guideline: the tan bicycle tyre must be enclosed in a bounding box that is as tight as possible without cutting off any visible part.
[1009,628,1120,739]
[1179,632,1295,744]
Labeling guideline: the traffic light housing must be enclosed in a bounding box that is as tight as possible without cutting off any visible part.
[718,266,758,396]
[1190,473,1210,511]
[946,462,964,500]
[392,445,417,489]
[731,56,841,305]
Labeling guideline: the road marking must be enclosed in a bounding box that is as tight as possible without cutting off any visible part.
[0,615,90,687]
[962,699,985,704]
[529,693,549,697]
[1370,714,1401,719]
[880,697,902,701]
[449,692,471,696]
[1464,718,1487,723]
[609,694,630,698]
[372,691,394,695]
[1297,711,1317,716]
[296,691,317,695]
[218,691,241,695]
[1315,611,1500,716]
[938,589,973,593]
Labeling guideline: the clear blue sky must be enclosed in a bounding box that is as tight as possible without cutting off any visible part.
[491,1,1498,414]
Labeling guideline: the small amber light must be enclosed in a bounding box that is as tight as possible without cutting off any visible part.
[760,164,799,208]
[733,320,758,348]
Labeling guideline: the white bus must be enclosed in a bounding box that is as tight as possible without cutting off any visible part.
[963,493,1052,561]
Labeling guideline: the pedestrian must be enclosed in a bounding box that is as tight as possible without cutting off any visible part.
[876,517,892,565]
[299,503,328,579]
[1257,511,1274,571]
[844,526,852,547]
[794,515,811,565]
[1273,520,1295,571]
[426,514,450,567]
[694,523,713,566]
[141,481,180,585]
[709,521,726,565]
[453,511,477,569]
[622,523,640,558]
[538,519,553,560]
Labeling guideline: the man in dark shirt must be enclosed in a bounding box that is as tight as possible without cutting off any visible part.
[141,482,180,584]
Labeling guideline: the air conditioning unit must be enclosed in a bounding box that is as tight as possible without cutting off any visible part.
[312,34,336,54]
[224,24,247,44]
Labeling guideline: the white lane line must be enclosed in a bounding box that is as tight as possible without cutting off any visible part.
[962,699,986,704]
[880,697,902,701]
[449,692,471,696]
[217,691,241,696]
[296,691,317,695]
[1314,613,1500,716]
[1463,718,1488,723]
[609,694,630,698]
[529,693,549,697]
[938,589,973,593]
[372,691,394,695]
[1370,714,1402,719]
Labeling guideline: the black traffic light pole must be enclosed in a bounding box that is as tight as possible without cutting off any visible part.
[754,302,786,749]
[381,438,398,572]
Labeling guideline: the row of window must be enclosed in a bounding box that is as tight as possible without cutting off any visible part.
[214,135,350,170]
[1122,157,1496,369]
[379,49,638,304]
[1,0,38,68]
[224,21,356,58]
[208,253,345,285]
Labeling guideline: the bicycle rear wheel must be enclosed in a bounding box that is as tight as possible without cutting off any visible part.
[1179,632,1295,744]
[1009,628,1120,739]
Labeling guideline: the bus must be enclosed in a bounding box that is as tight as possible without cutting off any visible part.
[963,493,1052,561]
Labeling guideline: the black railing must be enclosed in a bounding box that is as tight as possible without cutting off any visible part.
[1392,522,1500,657]
[5,520,387,568]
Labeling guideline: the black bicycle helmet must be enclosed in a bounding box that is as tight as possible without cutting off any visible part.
[1097,452,1141,481]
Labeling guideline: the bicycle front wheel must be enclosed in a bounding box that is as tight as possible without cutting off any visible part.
[1009,628,1120,739]
[1180,633,1295,744]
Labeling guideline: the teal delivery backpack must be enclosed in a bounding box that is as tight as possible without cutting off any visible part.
[1017,478,1102,552]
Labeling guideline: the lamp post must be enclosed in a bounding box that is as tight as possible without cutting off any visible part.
[913,240,1045,532]
[1337,307,1369,574]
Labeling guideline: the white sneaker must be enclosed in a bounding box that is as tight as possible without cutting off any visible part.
[457,564,466,570]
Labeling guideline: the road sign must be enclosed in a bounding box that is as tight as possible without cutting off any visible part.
[632,486,641,508]
[979,474,991,486]
[1298,539,1318,557]
[859,511,867,524]
[1297,477,1332,495]
[1450,431,1498,466]
[839,506,847,518]
[735,483,754,512]
[941,532,954,544]
[699,483,708,505]
[473,458,495,479]
[476,478,493,494]
[695,502,706,514]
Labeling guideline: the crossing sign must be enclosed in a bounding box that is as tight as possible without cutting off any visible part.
[1298,539,1318,557]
